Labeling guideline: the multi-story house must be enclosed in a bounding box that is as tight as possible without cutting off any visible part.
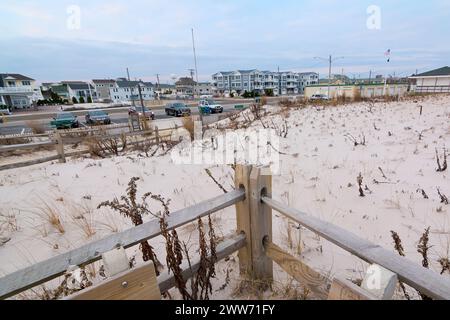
[212,70,318,96]
[110,78,155,104]
[298,72,320,94]
[61,81,96,102]
[92,79,116,102]
[0,73,39,109]
[44,81,96,102]
[175,77,197,96]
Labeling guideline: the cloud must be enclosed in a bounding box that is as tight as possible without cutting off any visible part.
[0,1,449,81]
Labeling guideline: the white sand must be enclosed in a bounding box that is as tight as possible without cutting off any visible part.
[0,95,449,299]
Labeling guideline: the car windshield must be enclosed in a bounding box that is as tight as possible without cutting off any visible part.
[90,110,107,116]
[173,103,186,108]
[206,99,216,104]
[56,113,74,119]
[136,107,150,112]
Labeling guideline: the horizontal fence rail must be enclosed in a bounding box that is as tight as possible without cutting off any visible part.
[0,189,245,300]
[262,196,450,300]
[0,141,56,153]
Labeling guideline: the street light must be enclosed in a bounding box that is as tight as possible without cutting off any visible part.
[314,55,345,99]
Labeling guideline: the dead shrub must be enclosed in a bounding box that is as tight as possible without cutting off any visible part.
[84,134,127,158]
[345,133,366,146]
[250,104,263,120]
[99,177,219,300]
[97,177,161,274]
[26,121,46,134]
[357,173,365,197]
[0,137,30,146]
[259,96,268,107]
[390,230,434,300]
[435,147,448,172]
[182,116,195,141]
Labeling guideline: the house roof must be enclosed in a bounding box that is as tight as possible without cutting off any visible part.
[176,77,197,86]
[116,80,153,88]
[413,66,450,77]
[0,73,35,81]
[92,79,116,84]
[61,82,94,90]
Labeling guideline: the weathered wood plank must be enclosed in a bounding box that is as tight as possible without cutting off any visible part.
[0,189,245,299]
[68,262,161,300]
[0,155,61,171]
[158,232,246,293]
[328,276,377,300]
[54,132,65,163]
[263,240,330,299]
[249,167,273,284]
[0,141,56,153]
[234,165,252,276]
[262,196,450,300]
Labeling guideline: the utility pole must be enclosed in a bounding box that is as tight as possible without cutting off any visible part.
[155,74,161,89]
[278,66,281,96]
[127,67,135,107]
[138,81,144,107]
[314,54,344,99]
[188,69,195,80]
[191,28,199,98]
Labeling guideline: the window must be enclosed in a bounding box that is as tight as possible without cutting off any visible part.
[22,81,31,86]
[7,81,15,86]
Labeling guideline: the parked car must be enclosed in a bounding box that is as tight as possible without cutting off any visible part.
[128,106,155,120]
[310,94,330,101]
[165,102,191,117]
[85,110,111,125]
[50,112,80,129]
[0,108,12,116]
[198,99,223,114]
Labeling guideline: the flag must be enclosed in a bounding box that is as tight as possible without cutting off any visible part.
[384,49,391,62]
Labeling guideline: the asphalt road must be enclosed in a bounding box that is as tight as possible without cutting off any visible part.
[0,103,250,135]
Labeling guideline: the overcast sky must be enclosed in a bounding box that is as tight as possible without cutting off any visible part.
[1,0,449,83]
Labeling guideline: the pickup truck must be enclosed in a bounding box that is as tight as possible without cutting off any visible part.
[198,99,223,114]
[165,102,191,117]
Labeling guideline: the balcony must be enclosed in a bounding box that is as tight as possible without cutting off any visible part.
[0,86,34,95]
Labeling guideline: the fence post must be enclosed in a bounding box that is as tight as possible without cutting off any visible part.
[155,126,160,144]
[235,165,273,287]
[54,131,66,163]
[249,166,273,286]
[235,165,252,276]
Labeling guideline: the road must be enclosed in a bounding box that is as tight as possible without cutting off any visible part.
[0,103,250,135]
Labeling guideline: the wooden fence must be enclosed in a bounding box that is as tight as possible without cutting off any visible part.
[1,165,450,300]
[0,124,174,171]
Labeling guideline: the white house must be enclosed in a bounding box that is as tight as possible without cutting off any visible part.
[212,69,318,96]
[0,73,39,109]
[61,81,96,102]
[110,79,155,104]
[93,79,116,102]
[409,66,450,93]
